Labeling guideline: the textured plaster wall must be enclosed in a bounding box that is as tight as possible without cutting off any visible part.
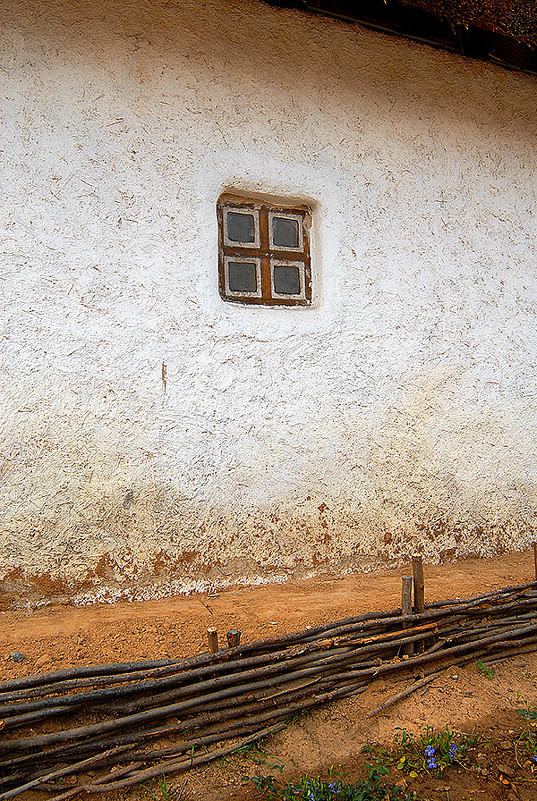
[1,0,537,605]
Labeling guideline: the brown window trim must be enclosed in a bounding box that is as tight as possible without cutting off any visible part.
[217,193,312,306]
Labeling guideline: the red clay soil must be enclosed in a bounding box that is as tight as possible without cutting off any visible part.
[1,550,536,801]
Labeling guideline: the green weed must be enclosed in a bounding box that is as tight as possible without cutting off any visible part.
[517,698,537,723]
[142,774,171,801]
[476,660,494,679]
[363,726,480,779]
[239,741,285,793]
[247,764,416,800]
[516,698,537,769]
[236,742,285,773]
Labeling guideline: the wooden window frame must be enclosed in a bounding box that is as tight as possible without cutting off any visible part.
[218,194,312,306]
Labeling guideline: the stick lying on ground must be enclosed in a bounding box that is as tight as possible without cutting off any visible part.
[367,675,437,718]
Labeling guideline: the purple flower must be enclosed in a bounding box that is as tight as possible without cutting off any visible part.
[449,743,457,758]
[427,757,438,770]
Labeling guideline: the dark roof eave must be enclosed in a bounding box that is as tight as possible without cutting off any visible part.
[263,0,537,76]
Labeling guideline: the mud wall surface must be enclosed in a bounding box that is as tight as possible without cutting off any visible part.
[1,0,537,605]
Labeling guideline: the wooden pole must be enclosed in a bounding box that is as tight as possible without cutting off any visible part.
[401,575,413,656]
[412,556,425,614]
[412,556,425,653]
[226,630,241,648]
[533,543,537,582]
[207,628,219,654]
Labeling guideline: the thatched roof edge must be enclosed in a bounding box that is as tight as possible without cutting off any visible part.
[264,0,537,75]
[401,0,537,49]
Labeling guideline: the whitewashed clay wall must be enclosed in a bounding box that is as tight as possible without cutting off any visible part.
[1,0,537,606]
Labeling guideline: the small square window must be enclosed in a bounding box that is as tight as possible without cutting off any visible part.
[218,194,312,306]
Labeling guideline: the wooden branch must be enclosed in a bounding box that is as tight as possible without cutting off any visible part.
[73,722,288,795]
[0,659,177,695]
[37,763,144,801]
[0,744,137,800]
[367,673,437,717]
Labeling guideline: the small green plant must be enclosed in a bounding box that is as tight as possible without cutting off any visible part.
[360,742,394,771]
[518,698,537,722]
[248,773,279,795]
[516,699,537,769]
[142,774,171,801]
[364,726,479,779]
[413,726,478,776]
[236,742,285,773]
[239,742,285,795]
[252,764,416,800]
[516,729,537,768]
[476,659,494,679]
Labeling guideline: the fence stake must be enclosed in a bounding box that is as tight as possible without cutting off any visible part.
[401,575,413,656]
[227,629,241,648]
[207,627,219,653]
[412,556,425,614]
[412,556,425,653]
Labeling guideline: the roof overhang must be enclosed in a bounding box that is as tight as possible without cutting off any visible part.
[263,0,537,76]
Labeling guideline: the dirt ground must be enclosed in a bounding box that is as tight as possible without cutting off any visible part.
[1,550,537,801]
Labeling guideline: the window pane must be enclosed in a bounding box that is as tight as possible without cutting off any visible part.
[227,211,255,243]
[272,216,299,248]
[274,265,300,295]
[228,261,257,293]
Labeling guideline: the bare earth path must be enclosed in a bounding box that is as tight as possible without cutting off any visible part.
[1,551,536,801]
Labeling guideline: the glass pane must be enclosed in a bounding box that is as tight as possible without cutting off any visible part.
[228,261,257,293]
[274,265,300,295]
[272,216,299,248]
[227,211,255,243]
